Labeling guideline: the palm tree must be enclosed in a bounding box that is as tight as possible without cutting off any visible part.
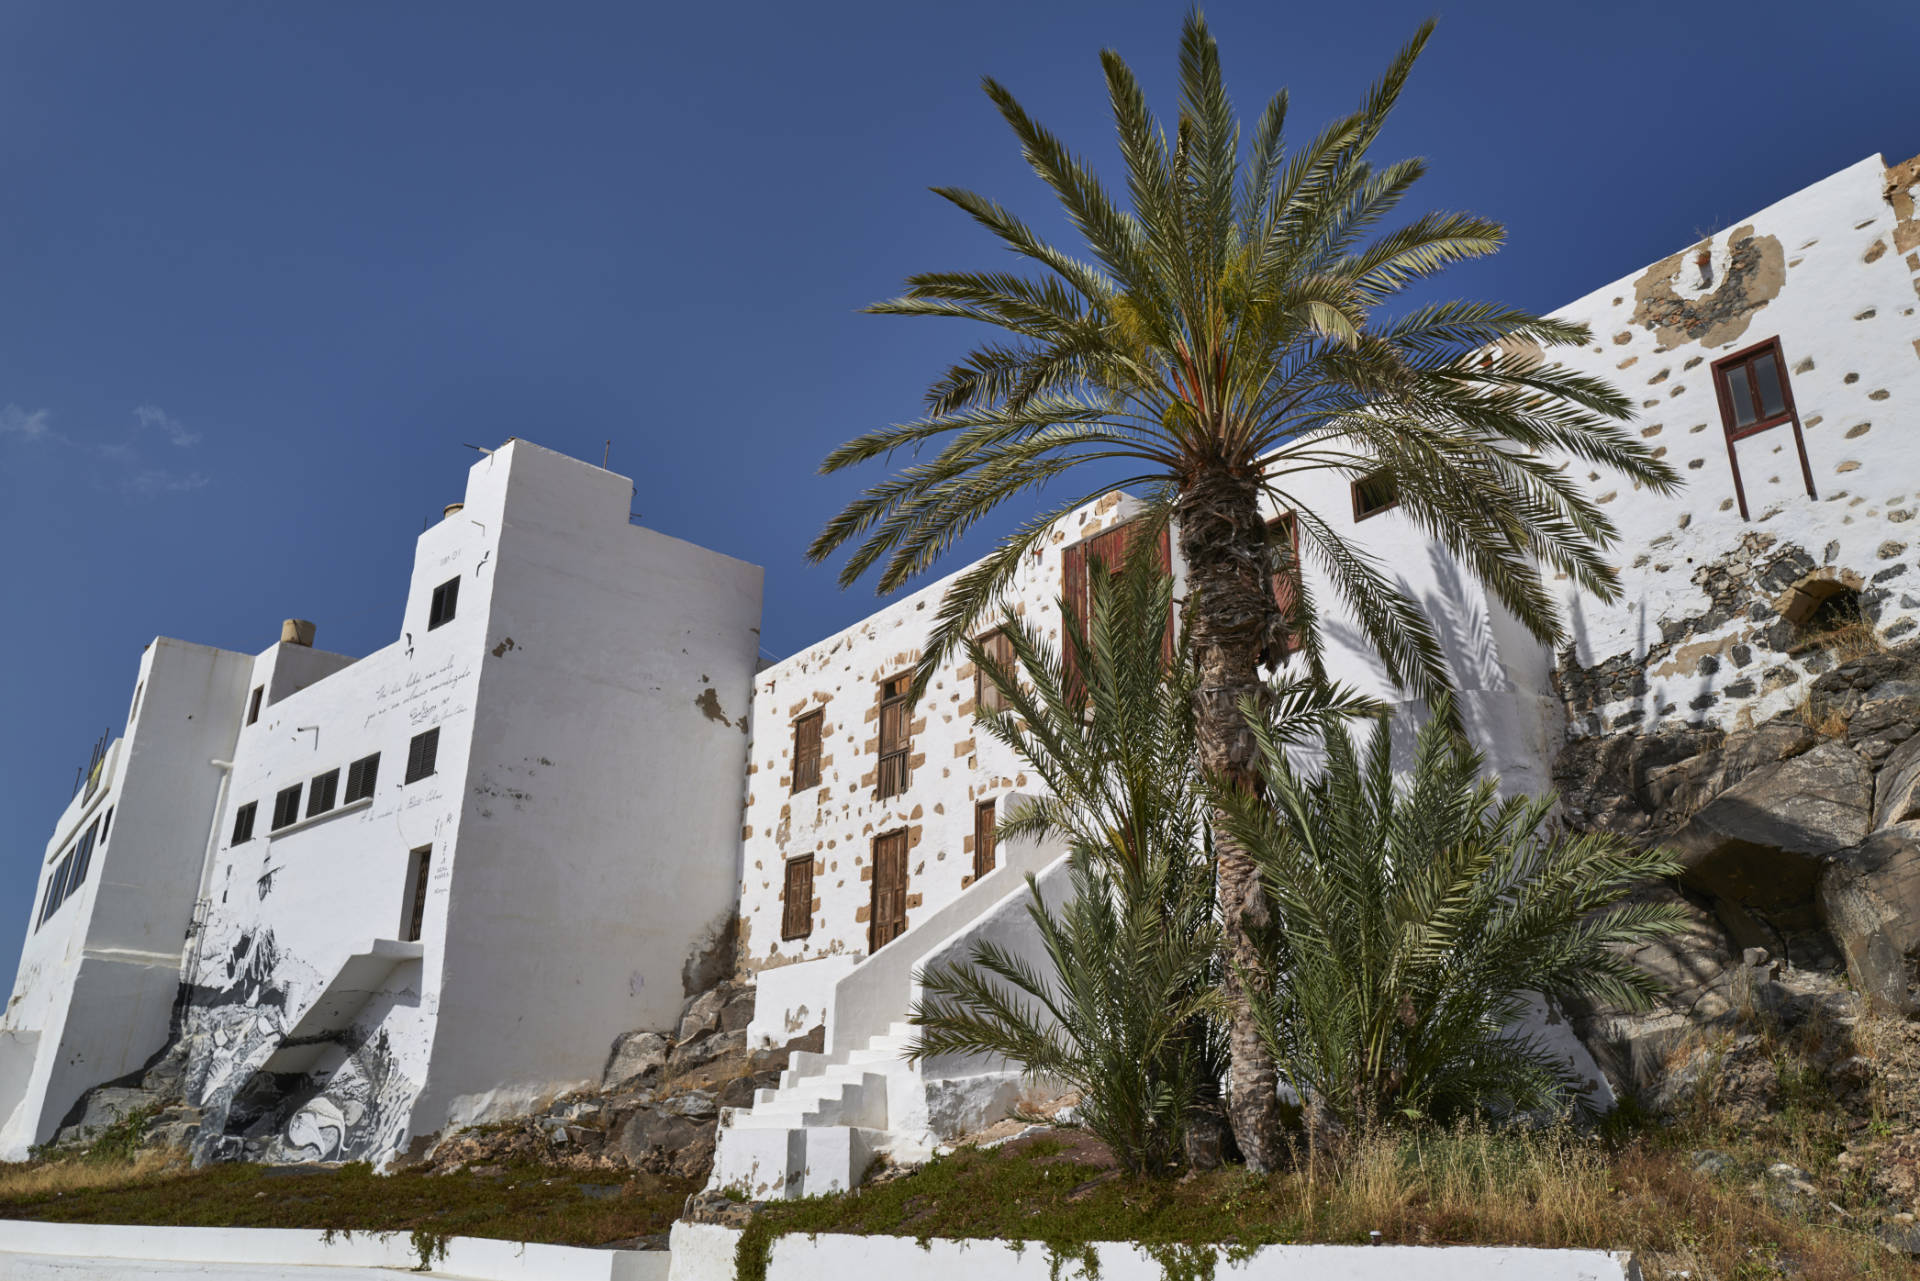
[909,544,1369,1172]
[1212,701,1686,1131]
[810,14,1679,1168]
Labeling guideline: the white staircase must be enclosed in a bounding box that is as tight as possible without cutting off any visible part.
[709,1022,930,1199]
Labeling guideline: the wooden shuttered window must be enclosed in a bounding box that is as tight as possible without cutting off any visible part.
[974,630,1016,713]
[307,768,340,818]
[973,799,997,879]
[877,675,911,799]
[791,711,823,793]
[1267,512,1304,655]
[345,753,380,803]
[1351,470,1399,521]
[272,784,303,831]
[869,829,909,951]
[428,576,460,630]
[781,858,815,940]
[1061,519,1173,695]
[405,728,440,784]
[402,846,432,942]
[231,801,257,845]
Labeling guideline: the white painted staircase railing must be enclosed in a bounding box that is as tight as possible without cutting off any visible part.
[711,806,1070,1200]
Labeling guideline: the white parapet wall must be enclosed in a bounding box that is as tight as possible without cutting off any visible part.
[0,1219,668,1281]
[667,1223,1642,1281]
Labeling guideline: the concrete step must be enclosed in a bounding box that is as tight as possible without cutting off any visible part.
[709,1123,886,1200]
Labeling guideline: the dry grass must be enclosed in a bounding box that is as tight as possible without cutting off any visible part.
[0,1149,186,1201]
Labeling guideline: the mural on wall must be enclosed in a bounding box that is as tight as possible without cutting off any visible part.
[179,925,421,1164]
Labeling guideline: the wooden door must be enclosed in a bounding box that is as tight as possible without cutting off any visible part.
[869,829,909,951]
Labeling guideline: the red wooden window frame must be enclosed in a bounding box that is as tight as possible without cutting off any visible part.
[1061,518,1174,696]
[869,828,909,951]
[1710,336,1815,521]
[877,675,911,799]
[1267,513,1304,655]
[791,710,823,793]
[781,857,814,940]
[1351,470,1399,522]
[973,799,997,879]
[974,629,1016,714]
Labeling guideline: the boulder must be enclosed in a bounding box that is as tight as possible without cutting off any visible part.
[678,985,730,1043]
[1671,740,1873,910]
[1818,823,1920,1015]
[1876,734,1920,831]
[668,1028,746,1074]
[718,986,756,1034]
[603,1031,670,1089]
[54,1086,157,1146]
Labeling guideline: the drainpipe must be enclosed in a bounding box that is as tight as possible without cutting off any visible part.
[180,758,234,982]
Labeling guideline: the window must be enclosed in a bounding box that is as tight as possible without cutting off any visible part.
[974,630,1016,713]
[271,784,303,831]
[877,675,911,799]
[401,846,432,942]
[307,768,340,818]
[38,855,71,928]
[1061,519,1173,694]
[791,711,823,793]
[1351,470,1398,521]
[231,801,257,845]
[405,728,440,784]
[1711,336,1815,521]
[974,799,997,879]
[67,821,98,895]
[781,858,815,940]
[1267,513,1304,655]
[345,753,380,804]
[428,576,460,630]
[246,686,264,726]
[99,806,113,846]
[869,829,909,951]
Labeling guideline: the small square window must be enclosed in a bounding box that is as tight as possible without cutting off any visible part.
[1351,470,1398,522]
[271,785,302,831]
[791,711,823,793]
[428,577,460,630]
[781,858,815,941]
[1713,338,1795,440]
[405,728,440,784]
[231,801,257,845]
[246,686,264,726]
[345,753,380,803]
[307,768,340,818]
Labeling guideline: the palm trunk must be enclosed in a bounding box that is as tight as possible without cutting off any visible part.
[1176,466,1285,1173]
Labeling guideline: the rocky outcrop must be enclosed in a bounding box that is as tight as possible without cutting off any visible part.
[1558,643,1920,1029]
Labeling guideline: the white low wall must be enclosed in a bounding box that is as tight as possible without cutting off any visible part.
[0,1219,668,1281]
[667,1222,1641,1281]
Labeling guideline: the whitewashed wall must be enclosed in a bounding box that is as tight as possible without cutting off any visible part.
[0,638,253,1158]
[1548,153,1920,736]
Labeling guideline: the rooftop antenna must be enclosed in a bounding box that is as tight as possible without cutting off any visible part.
[602,439,611,468]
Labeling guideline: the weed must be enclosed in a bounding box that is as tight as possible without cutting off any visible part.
[409,1227,450,1271]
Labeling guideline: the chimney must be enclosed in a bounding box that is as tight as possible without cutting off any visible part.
[281,619,316,647]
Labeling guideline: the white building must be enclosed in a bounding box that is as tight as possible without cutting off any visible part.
[3,440,764,1164]
[713,151,1920,1197]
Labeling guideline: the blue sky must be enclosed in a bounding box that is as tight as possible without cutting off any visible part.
[2,0,1914,956]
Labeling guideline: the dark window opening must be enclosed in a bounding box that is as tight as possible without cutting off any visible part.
[69,819,98,892]
[428,576,460,630]
[99,806,113,846]
[307,768,340,818]
[1711,336,1814,521]
[974,630,1016,714]
[869,828,909,951]
[246,686,264,726]
[1351,470,1399,521]
[405,728,440,784]
[402,845,432,942]
[231,801,257,845]
[345,753,380,803]
[877,675,911,799]
[271,784,302,831]
[791,711,823,793]
[973,799,997,879]
[781,858,815,940]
